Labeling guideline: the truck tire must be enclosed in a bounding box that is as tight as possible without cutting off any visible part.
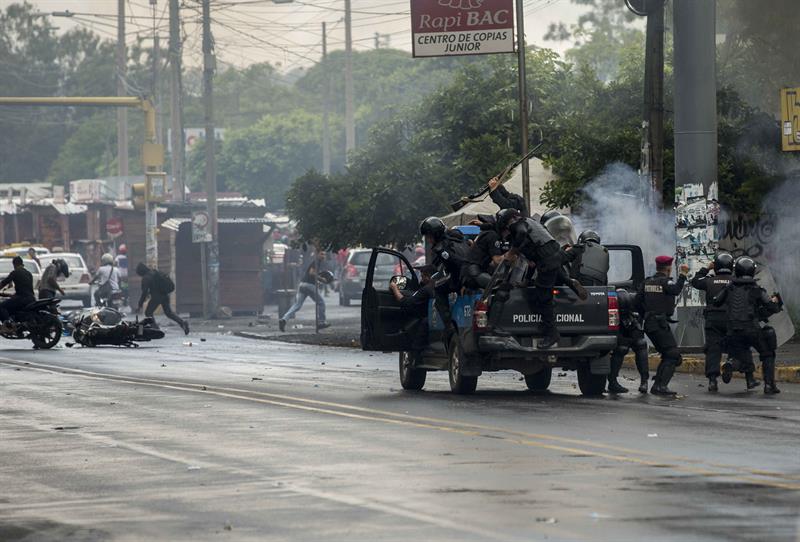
[577,364,606,396]
[448,337,477,394]
[525,367,552,393]
[399,351,426,391]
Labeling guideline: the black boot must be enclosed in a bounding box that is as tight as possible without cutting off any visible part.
[745,372,761,390]
[638,374,648,394]
[708,377,718,392]
[651,364,677,396]
[762,360,780,394]
[568,279,588,301]
[607,378,628,394]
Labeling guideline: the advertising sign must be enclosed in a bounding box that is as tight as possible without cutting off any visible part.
[780,87,800,152]
[106,217,124,238]
[411,0,515,58]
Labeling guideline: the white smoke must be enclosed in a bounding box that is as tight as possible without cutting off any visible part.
[760,179,800,312]
[571,162,674,276]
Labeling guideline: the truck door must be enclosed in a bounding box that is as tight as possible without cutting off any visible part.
[605,244,645,291]
[361,248,420,351]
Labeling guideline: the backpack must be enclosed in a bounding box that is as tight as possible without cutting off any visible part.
[152,270,175,294]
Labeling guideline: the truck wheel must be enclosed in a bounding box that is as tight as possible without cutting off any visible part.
[525,367,552,393]
[448,337,477,394]
[399,351,426,391]
[577,364,606,396]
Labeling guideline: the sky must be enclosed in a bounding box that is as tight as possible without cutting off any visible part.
[0,0,592,72]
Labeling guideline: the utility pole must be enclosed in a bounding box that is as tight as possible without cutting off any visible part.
[515,0,530,210]
[643,0,665,196]
[152,34,161,144]
[169,0,185,201]
[116,0,129,176]
[344,0,355,155]
[322,22,331,175]
[202,0,219,318]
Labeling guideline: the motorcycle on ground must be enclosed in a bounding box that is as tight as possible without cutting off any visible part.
[65,306,165,347]
[0,293,63,349]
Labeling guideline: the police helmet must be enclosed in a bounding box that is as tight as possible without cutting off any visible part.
[578,229,601,244]
[101,253,114,266]
[544,215,578,246]
[713,252,734,274]
[419,216,446,241]
[495,208,521,231]
[53,258,70,278]
[734,256,756,278]
[540,210,561,225]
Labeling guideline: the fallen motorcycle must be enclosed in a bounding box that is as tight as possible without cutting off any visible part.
[66,306,165,347]
[0,293,62,349]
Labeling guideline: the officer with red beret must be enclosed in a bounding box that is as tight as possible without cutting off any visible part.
[636,255,689,395]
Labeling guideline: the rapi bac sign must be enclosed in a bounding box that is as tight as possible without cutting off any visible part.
[411,0,514,58]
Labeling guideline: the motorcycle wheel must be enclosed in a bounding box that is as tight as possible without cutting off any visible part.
[32,313,63,349]
[139,327,165,341]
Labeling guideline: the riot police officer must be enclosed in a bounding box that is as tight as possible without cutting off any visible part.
[637,255,688,395]
[488,177,528,216]
[712,256,783,394]
[607,289,649,394]
[691,252,759,392]
[496,208,563,348]
[569,230,609,287]
[463,215,505,289]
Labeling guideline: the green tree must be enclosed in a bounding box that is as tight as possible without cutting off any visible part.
[47,112,116,185]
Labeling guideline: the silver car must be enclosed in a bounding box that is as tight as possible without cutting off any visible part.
[339,249,400,306]
[39,253,92,306]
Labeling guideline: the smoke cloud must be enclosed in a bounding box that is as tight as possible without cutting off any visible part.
[571,162,674,278]
[760,179,800,311]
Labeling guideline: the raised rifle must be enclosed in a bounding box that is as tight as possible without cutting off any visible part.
[449,138,544,213]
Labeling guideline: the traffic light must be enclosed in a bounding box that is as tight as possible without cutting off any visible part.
[132,183,146,211]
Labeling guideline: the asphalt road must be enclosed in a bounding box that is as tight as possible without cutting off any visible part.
[1,333,799,542]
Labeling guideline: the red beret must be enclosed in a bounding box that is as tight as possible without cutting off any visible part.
[655,255,674,266]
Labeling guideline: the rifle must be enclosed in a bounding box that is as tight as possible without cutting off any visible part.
[450,137,544,213]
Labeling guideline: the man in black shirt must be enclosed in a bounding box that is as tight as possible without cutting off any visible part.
[279,253,329,332]
[0,256,35,322]
[135,262,190,335]
[389,265,435,352]
[488,177,528,216]
[462,215,506,289]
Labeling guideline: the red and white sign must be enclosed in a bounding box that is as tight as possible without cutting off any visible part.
[106,217,124,239]
[411,0,515,58]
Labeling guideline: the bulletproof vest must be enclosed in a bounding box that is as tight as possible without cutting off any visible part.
[511,218,560,266]
[468,230,501,267]
[704,272,732,315]
[433,231,471,275]
[641,274,677,316]
[576,241,609,286]
[726,279,759,325]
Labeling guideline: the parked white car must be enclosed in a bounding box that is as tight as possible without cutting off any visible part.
[39,253,92,306]
[0,257,41,294]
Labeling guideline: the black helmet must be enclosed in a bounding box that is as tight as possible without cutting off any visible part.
[540,210,561,225]
[495,208,521,231]
[578,230,601,244]
[317,270,334,284]
[734,256,756,278]
[419,216,446,241]
[53,258,70,278]
[713,252,734,274]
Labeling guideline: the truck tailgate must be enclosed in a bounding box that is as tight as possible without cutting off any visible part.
[489,286,613,336]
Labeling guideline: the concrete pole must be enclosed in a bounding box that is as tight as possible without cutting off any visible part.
[515,0,530,209]
[673,0,717,348]
[643,0,665,196]
[344,0,355,155]
[322,22,331,175]
[116,0,129,176]
[202,0,219,318]
[169,0,185,201]
[152,34,161,145]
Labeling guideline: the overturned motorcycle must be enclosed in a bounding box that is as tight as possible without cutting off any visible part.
[66,307,165,347]
[0,294,63,349]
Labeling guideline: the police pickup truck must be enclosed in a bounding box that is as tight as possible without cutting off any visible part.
[361,234,644,396]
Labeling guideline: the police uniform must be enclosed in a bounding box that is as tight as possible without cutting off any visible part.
[398,280,435,352]
[713,276,782,394]
[609,295,649,393]
[506,217,563,346]
[637,256,686,395]
[569,240,609,287]
[430,229,472,330]
[463,226,505,289]
[691,267,733,383]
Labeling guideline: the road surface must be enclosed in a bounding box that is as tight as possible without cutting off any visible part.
[1,334,798,541]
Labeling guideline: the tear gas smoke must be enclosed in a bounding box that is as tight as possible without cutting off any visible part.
[571,162,674,277]
[760,179,800,312]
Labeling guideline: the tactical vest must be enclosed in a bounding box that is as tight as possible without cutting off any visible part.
[576,241,609,286]
[703,273,733,318]
[641,274,677,316]
[726,282,759,326]
[433,232,471,276]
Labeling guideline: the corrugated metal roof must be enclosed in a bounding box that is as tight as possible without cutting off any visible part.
[25,199,87,215]
[161,216,276,232]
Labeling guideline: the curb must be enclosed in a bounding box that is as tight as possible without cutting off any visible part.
[234,331,359,349]
[622,355,800,384]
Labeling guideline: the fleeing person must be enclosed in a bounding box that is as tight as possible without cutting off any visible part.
[0,257,35,326]
[92,253,122,306]
[712,256,783,394]
[637,255,688,395]
[135,262,190,335]
[279,253,330,332]
[38,258,69,299]
[389,265,435,353]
